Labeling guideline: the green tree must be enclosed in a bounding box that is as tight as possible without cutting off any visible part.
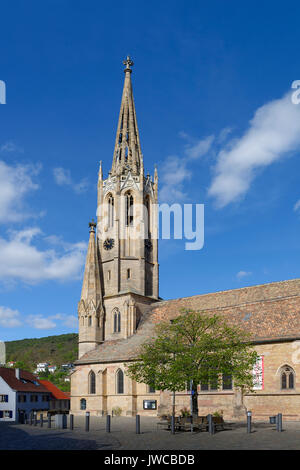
[126,309,259,416]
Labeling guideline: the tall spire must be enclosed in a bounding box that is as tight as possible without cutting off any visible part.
[111,56,142,176]
[80,220,102,309]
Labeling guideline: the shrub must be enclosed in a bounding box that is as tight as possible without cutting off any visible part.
[213,410,223,418]
[112,406,122,416]
[180,407,190,417]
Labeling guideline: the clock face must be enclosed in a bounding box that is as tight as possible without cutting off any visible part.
[103,238,115,250]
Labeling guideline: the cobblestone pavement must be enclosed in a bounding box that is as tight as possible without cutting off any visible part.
[1,416,300,450]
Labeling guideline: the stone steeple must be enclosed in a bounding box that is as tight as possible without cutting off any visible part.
[78,220,104,357]
[111,56,142,176]
[78,57,159,359]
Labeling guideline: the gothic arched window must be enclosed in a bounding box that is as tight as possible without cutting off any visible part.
[80,398,86,410]
[107,194,114,228]
[113,309,121,333]
[89,371,96,394]
[116,369,124,394]
[125,193,134,226]
[281,366,295,390]
[145,196,150,235]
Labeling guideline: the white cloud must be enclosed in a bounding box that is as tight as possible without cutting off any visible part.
[26,315,56,330]
[0,160,40,223]
[0,228,87,284]
[294,200,300,212]
[0,306,22,327]
[159,135,214,203]
[208,92,300,208]
[57,314,77,329]
[0,142,23,153]
[53,167,89,194]
[236,270,252,279]
[185,135,214,160]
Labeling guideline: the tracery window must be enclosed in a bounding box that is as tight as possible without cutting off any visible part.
[89,371,96,394]
[125,193,134,226]
[116,369,124,394]
[281,366,295,390]
[107,194,114,228]
[113,309,121,333]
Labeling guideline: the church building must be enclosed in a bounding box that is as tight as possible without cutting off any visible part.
[70,58,300,420]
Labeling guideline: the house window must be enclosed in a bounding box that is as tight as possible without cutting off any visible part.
[281,366,295,390]
[113,309,121,333]
[89,371,96,394]
[222,374,233,390]
[127,269,131,279]
[88,316,92,327]
[116,369,124,394]
[0,395,8,402]
[148,385,155,393]
[80,398,86,410]
[0,410,13,418]
[18,395,27,403]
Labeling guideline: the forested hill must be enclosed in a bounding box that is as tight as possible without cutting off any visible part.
[5,333,78,371]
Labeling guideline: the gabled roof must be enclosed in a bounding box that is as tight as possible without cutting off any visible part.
[0,368,49,393]
[77,278,300,364]
[38,380,69,400]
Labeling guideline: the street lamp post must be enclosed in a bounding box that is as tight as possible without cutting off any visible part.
[170,319,176,434]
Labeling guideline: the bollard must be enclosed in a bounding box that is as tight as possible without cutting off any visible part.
[136,414,141,434]
[277,413,283,432]
[247,410,252,433]
[207,414,215,435]
[40,413,43,427]
[85,411,90,432]
[171,415,175,435]
[34,412,37,426]
[47,413,51,428]
[106,414,111,433]
[70,414,74,430]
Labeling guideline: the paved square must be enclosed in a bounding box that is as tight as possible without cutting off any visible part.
[1,416,300,450]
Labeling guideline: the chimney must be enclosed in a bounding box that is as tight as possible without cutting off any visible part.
[15,368,20,380]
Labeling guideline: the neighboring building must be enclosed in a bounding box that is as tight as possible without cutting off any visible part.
[48,365,57,373]
[61,363,74,371]
[39,380,70,415]
[71,57,300,420]
[0,368,51,422]
[35,362,50,373]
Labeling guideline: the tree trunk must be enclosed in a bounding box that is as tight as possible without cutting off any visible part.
[192,383,198,417]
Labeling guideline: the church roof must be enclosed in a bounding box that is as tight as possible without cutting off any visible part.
[76,277,300,364]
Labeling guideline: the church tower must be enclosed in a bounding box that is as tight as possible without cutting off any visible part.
[78,57,159,358]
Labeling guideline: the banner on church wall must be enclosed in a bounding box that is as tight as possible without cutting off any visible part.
[253,355,264,390]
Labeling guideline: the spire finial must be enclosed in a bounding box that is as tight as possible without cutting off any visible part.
[89,218,96,232]
[123,55,134,73]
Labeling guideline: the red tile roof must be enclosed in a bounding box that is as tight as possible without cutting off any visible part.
[38,380,69,400]
[0,367,49,393]
[77,278,300,364]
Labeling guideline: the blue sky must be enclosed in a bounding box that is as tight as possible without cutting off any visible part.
[1,0,300,341]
